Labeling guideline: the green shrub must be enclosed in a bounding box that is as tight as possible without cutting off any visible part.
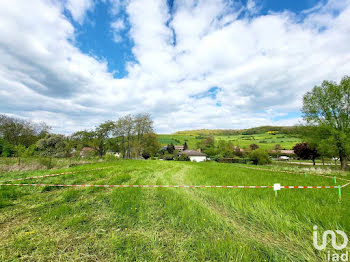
[1,141,14,157]
[23,144,37,157]
[142,151,151,159]
[177,154,190,161]
[212,154,223,162]
[248,149,271,165]
[161,154,174,160]
[38,157,56,169]
[105,153,118,161]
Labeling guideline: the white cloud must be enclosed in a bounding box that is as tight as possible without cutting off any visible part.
[110,18,126,43]
[246,0,260,15]
[107,0,126,15]
[1,0,350,134]
[65,0,94,24]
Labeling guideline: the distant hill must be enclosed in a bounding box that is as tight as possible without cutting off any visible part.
[173,126,298,136]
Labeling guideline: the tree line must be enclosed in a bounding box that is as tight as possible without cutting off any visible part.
[0,113,160,160]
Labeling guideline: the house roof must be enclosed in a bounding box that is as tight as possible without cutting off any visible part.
[272,149,294,154]
[81,147,94,152]
[181,150,207,156]
[174,145,184,149]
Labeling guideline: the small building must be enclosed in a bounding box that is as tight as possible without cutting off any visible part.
[180,150,207,162]
[280,150,294,155]
[80,147,95,158]
[161,145,184,152]
[174,145,184,152]
[272,149,294,155]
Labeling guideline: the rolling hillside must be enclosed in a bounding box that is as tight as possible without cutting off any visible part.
[158,126,301,150]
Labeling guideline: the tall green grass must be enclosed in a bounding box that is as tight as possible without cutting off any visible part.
[0,160,349,261]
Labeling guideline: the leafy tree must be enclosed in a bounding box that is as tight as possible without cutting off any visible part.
[95,121,115,158]
[249,149,271,165]
[134,113,153,156]
[0,115,50,147]
[217,140,234,158]
[23,144,37,157]
[114,115,136,159]
[292,143,320,165]
[233,146,243,157]
[177,153,190,161]
[198,136,215,150]
[273,144,282,158]
[203,147,217,158]
[302,76,350,170]
[1,140,14,157]
[250,143,259,150]
[142,133,160,159]
[36,134,66,157]
[0,137,4,155]
[73,121,115,158]
[166,143,175,154]
[316,139,337,165]
[274,144,281,150]
[99,114,155,159]
[14,144,26,165]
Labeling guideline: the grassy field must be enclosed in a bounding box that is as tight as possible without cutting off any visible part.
[157,134,200,149]
[158,133,301,150]
[0,160,349,261]
[214,134,300,150]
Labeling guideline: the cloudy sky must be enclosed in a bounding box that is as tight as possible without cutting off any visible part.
[0,0,349,134]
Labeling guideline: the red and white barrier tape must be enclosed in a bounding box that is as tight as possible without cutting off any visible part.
[0,183,341,189]
[237,165,350,182]
[341,182,350,188]
[282,185,338,189]
[0,172,73,183]
[1,165,348,190]
[0,166,113,183]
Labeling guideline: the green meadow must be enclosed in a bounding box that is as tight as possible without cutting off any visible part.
[0,160,349,261]
[158,133,301,150]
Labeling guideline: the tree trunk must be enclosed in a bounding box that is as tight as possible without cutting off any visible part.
[127,135,131,159]
[312,157,316,166]
[98,141,103,158]
[340,154,348,170]
[322,156,324,165]
[122,136,126,158]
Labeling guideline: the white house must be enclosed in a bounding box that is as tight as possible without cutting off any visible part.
[181,150,207,162]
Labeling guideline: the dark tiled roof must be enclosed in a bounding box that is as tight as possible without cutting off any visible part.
[181,150,207,156]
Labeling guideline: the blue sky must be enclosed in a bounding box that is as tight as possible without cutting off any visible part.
[71,0,327,79]
[0,0,349,134]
